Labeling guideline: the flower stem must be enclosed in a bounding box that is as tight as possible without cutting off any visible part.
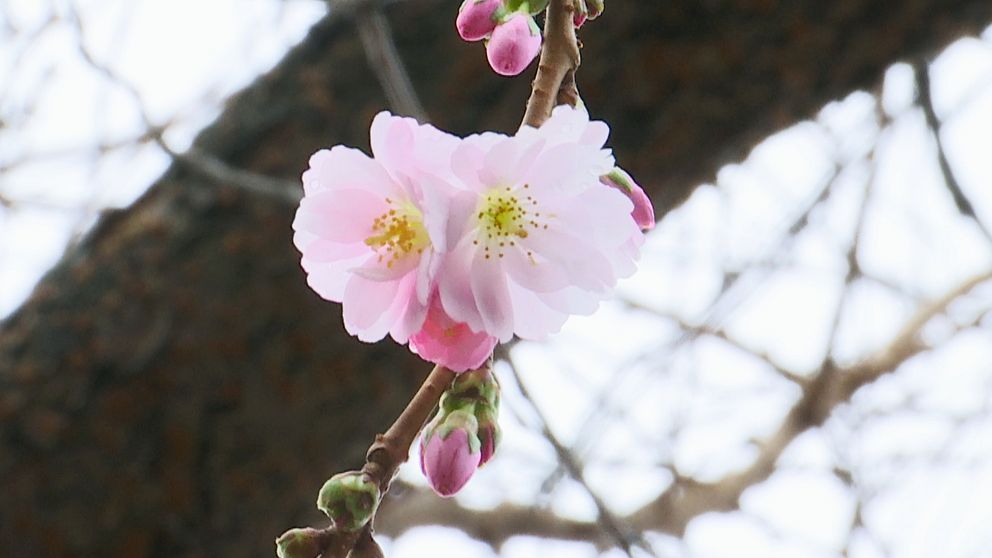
[363,365,456,492]
[521,0,581,128]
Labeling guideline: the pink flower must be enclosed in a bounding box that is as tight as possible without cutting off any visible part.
[486,13,542,76]
[456,0,503,41]
[420,410,482,497]
[293,112,460,344]
[409,298,497,372]
[600,167,656,231]
[438,105,643,342]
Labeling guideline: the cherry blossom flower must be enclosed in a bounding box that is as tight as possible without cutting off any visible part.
[438,105,644,342]
[293,112,459,344]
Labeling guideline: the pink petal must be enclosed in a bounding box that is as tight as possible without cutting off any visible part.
[409,300,496,371]
[502,246,570,293]
[506,284,569,340]
[479,137,523,186]
[302,145,398,198]
[370,112,416,175]
[470,250,514,342]
[342,275,401,341]
[421,428,481,497]
[540,286,603,316]
[439,239,485,332]
[293,188,386,243]
[389,274,430,343]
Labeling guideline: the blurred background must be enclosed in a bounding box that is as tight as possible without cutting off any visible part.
[2,1,992,557]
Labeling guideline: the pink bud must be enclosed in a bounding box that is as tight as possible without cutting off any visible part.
[409,298,497,373]
[573,11,587,28]
[486,13,542,76]
[420,411,481,497]
[601,168,655,231]
[457,0,503,41]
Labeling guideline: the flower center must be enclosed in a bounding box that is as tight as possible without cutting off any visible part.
[364,199,429,268]
[474,185,545,260]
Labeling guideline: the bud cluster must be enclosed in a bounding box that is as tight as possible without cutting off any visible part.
[456,0,545,76]
[316,471,381,532]
[571,0,604,28]
[420,366,502,496]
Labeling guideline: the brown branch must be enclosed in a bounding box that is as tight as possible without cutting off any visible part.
[301,365,457,557]
[363,364,455,492]
[521,0,581,128]
[377,483,611,549]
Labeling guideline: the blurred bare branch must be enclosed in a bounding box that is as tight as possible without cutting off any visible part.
[914,59,992,244]
[334,0,428,121]
[62,3,301,204]
[378,269,992,549]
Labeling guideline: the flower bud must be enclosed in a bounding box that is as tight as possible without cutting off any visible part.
[474,402,501,466]
[601,167,655,231]
[456,0,504,41]
[586,0,604,20]
[486,13,542,76]
[448,366,499,407]
[420,410,482,496]
[275,527,323,558]
[409,300,497,373]
[316,471,380,532]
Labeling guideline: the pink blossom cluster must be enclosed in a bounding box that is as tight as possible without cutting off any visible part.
[456,0,542,76]
[293,106,653,372]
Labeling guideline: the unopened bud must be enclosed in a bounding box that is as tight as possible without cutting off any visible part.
[448,366,499,408]
[601,167,655,231]
[420,409,482,496]
[456,0,504,42]
[275,527,323,558]
[486,13,542,76]
[474,402,501,466]
[316,471,380,531]
[586,0,604,19]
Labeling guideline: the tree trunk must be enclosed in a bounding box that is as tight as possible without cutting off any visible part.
[1,1,989,556]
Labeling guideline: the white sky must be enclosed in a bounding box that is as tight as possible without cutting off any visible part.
[2,2,991,557]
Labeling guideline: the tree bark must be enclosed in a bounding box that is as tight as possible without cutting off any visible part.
[1,1,989,556]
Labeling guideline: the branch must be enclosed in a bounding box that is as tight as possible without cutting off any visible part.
[340,0,428,121]
[521,0,581,128]
[375,270,992,546]
[65,4,302,205]
[914,59,992,244]
[303,365,457,557]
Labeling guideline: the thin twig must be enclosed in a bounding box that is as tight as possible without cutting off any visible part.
[65,3,301,205]
[504,354,650,557]
[914,59,992,244]
[306,365,456,557]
